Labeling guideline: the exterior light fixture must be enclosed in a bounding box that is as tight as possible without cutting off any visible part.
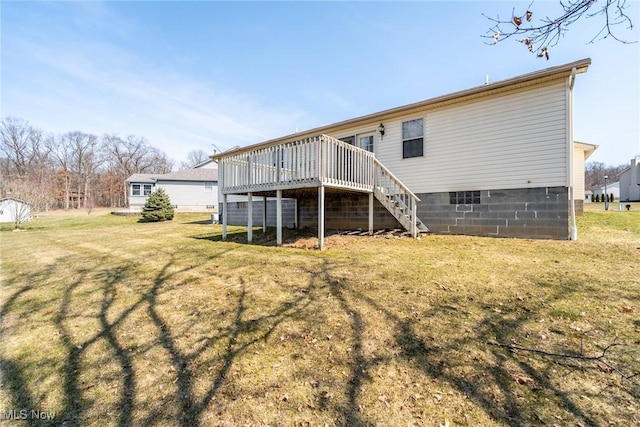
[377,123,385,138]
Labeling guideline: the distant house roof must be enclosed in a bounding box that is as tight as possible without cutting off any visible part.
[193,158,216,169]
[126,174,156,184]
[158,168,218,182]
[591,182,620,192]
[125,168,217,184]
[619,156,640,175]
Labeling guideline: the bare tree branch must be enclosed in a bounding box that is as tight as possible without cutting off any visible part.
[484,0,636,59]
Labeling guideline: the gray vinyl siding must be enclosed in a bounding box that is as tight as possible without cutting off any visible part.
[367,79,569,194]
[158,180,217,208]
[128,195,149,208]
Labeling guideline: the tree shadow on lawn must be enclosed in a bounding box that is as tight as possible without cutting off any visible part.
[2,250,637,426]
[315,258,632,426]
[1,248,320,427]
[180,219,214,225]
[192,227,321,248]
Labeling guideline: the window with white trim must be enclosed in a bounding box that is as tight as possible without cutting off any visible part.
[131,184,153,196]
[359,135,374,153]
[402,118,424,159]
[204,182,213,192]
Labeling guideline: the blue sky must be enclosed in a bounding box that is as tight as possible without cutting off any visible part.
[2,1,638,166]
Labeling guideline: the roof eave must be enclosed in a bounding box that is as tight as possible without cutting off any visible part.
[574,141,599,160]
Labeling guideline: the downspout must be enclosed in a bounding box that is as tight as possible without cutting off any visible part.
[568,67,578,240]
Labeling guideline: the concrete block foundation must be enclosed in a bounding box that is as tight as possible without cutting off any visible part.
[222,186,572,240]
[417,186,570,240]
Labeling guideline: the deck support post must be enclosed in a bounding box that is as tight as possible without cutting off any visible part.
[222,193,228,240]
[247,193,253,243]
[368,192,374,235]
[412,202,417,239]
[276,190,282,246]
[262,196,267,234]
[318,186,325,250]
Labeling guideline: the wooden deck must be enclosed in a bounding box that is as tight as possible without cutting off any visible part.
[216,134,427,248]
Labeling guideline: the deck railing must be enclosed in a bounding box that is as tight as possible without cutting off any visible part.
[219,134,375,194]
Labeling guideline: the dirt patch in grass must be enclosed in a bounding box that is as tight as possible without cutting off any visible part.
[1,210,639,426]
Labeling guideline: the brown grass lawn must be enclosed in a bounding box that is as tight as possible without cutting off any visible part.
[1,204,638,426]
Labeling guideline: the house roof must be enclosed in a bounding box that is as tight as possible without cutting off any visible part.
[574,141,598,160]
[213,58,591,160]
[126,173,156,184]
[193,158,216,169]
[126,168,217,184]
[618,156,640,175]
[592,182,620,191]
[158,168,218,182]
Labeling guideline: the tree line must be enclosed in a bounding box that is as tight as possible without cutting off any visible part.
[2,116,631,213]
[0,117,209,211]
[584,161,629,190]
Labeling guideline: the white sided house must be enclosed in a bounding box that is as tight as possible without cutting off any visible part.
[592,181,620,200]
[213,59,592,248]
[126,159,218,212]
[573,141,598,207]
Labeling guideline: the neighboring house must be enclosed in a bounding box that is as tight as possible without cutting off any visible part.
[619,156,640,201]
[191,158,218,170]
[573,141,598,210]
[213,59,592,247]
[592,182,620,200]
[0,198,31,224]
[126,162,218,212]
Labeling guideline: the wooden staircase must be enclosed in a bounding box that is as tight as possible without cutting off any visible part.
[373,158,429,237]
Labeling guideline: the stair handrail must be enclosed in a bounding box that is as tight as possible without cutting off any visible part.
[373,158,420,202]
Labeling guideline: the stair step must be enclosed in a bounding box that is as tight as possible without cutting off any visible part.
[375,183,429,236]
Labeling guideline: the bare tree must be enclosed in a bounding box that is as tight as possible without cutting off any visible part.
[182,149,210,169]
[104,134,156,206]
[59,131,102,209]
[148,151,175,174]
[28,131,57,211]
[102,134,175,206]
[0,118,57,210]
[585,161,628,189]
[484,0,635,59]
[49,134,74,209]
[1,117,178,210]
[1,117,38,177]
